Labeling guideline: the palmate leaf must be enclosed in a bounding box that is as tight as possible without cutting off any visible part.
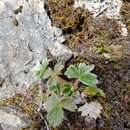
[61,97,77,112]
[44,95,60,112]
[47,104,64,127]
[43,67,52,79]
[65,63,98,86]
[79,63,94,74]
[46,64,64,86]
[33,58,49,80]
[65,65,79,79]
[54,63,64,76]
[48,83,61,94]
[78,102,103,119]
[44,94,76,127]
[79,73,98,86]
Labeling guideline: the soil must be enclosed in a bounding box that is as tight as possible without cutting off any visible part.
[46,0,130,130]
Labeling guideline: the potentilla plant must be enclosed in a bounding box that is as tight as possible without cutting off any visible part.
[33,58,105,127]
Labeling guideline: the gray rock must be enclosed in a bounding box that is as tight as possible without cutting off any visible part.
[0,106,30,130]
[0,0,72,98]
[74,0,128,36]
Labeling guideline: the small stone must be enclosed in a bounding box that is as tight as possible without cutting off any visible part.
[85,116,96,129]
[0,106,30,130]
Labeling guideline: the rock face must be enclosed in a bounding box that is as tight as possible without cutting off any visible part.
[0,106,30,130]
[0,0,72,99]
[74,0,128,36]
[74,0,122,18]
[0,0,72,129]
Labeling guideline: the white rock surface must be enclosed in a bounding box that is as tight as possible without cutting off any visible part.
[0,106,30,130]
[0,0,72,98]
[74,0,122,18]
[74,0,128,36]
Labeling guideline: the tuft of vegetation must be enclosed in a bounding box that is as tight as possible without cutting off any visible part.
[33,58,105,127]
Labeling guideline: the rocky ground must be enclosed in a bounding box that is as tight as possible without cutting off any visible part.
[0,0,130,130]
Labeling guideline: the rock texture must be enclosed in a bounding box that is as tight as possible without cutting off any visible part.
[0,106,30,130]
[0,0,72,129]
[74,0,128,36]
[0,0,72,99]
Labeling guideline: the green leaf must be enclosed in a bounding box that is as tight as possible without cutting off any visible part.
[61,97,77,112]
[65,65,79,79]
[44,95,60,112]
[43,67,52,79]
[65,63,98,86]
[63,84,73,96]
[97,88,105,98]
[79,63,94,74]
[48,84,61,94]
[47,63,64,86]
[47,104,64,127]
[85,86,98,96]
[79,73,98,86]
[33,58,49,80]
[54,63,64,75]
[47,75,59,86]
[84,86,105,98]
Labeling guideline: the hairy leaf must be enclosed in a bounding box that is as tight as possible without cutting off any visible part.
[79,73,98,86]
[44,95,60,112]
[54,63,64,75]
[47,64,64,86]
[48,84,61,94]
[63,84,73,96]
[61,97,77,112]
[79,63,94,74]
[43,67,52,79]
[65,63,98,86]
[33,58,49,80]
[45,94,76,127]
[65,65,79,79]
[47,104,64,127]
[78,102,103,119]
[96,88,105,98]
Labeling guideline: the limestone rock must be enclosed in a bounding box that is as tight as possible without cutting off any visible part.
[0,106,30,130]
[0,0,72,98]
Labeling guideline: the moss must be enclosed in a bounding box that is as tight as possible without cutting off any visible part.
[48,0,129,61]
[0,85,41,130]
[20,123,41,130]
[0,94,37,117]
[48,0,92,32]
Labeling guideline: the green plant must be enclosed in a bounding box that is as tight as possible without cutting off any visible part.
[65,63,98,86]
[45,94,76,127]
[84,86,105,98]
[33,58,105,127]
[33,58,49,80]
